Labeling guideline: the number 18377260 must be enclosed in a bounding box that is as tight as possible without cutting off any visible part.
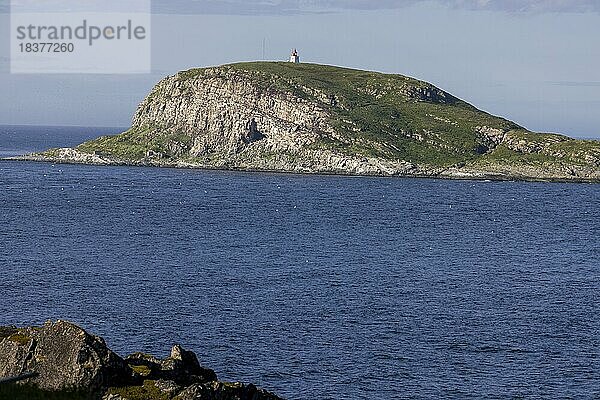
[19,43,75,53]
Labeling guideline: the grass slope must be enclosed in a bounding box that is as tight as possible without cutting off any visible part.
[73,62,599,171]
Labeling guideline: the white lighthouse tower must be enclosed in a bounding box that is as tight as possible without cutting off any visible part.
[289,49,299,63]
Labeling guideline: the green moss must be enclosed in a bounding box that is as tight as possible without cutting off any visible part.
[129,364,151,376]
[7,332,31,346]
[221,381,243,389]
[107,380,170,400]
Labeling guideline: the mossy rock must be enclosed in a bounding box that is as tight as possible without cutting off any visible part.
[7,332,31,346]
[107,380,170,400]
[129,364,152,377]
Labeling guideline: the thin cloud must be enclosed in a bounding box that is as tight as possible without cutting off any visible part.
[551,81,600,87]
[449,0,600,12]
[300,0,600,12]
[150,0,600,14]
[4,0,148,13]
[2,0,598,14]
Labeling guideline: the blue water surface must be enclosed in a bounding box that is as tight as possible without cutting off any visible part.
[1,126,599,399]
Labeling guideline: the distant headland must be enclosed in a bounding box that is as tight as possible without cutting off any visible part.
[13,61,600,182]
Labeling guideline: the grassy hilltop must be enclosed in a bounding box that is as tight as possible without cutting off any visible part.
[34,62,600,181]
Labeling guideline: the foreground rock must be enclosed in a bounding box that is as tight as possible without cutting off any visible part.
[0,321,283,400]
[13,62,600,183]
[0,321,130,392]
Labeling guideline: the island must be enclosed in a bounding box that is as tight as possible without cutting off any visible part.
[0,320,283,400]
[16,62,600,182]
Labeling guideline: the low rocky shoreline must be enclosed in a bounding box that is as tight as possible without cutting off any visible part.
[7,150,600,184]
[0,320,283,400]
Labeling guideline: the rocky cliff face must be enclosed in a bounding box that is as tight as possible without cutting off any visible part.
[132,68,345,171]
[115,65,425,176]
[0,321,283,400]
[20,62,600,182]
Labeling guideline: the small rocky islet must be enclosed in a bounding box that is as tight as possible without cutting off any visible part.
[0,320,283,400]
[15,62,600,183]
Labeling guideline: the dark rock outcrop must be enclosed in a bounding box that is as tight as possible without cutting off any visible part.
[0,321,283,400]
[125,345,217,386]
[104,380,283,400]
[0,320,130,392]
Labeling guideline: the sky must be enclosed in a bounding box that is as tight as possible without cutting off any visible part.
[0,0,599,138]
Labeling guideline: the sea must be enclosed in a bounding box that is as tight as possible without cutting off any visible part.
[1,125,599,399]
